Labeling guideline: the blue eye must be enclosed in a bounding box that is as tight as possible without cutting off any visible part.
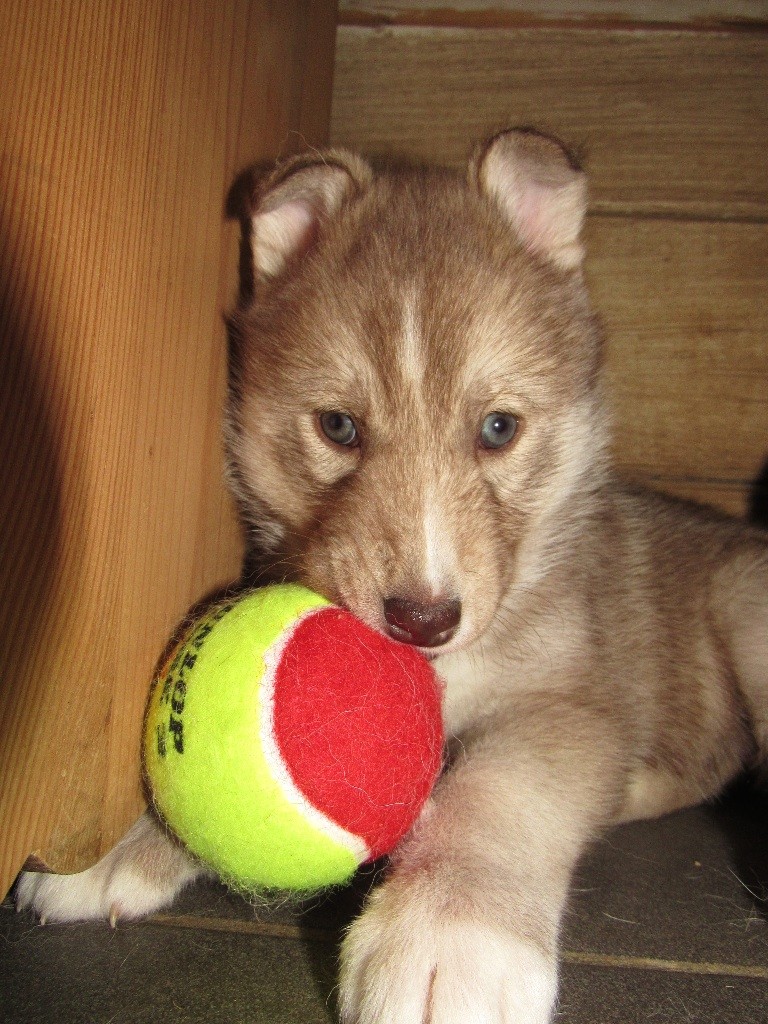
[319,411,358,447]
[480,412,518,450]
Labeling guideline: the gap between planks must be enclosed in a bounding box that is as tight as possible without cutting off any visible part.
[337,7,768,34]
[149,912,768,980]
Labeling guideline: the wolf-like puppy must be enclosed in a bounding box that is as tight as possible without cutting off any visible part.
[18,130,768,1023]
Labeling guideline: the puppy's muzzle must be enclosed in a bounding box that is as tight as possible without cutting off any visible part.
[383,597,461,648]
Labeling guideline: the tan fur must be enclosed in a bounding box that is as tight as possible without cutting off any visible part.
[18,131,768,1023]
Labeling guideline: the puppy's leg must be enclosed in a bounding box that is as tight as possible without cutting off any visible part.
[15,811,208,925]
[340,693,625,1024]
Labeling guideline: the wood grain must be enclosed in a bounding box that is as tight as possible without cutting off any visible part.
[339,1,768,28]
[586,218,768,490]
[631,479,756,519]
[0,0,337,897]
[331,24,768,219]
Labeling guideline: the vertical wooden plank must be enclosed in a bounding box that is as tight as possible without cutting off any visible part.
[0,0,338,897]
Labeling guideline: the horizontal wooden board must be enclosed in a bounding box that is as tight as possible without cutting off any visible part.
[339,1,768,28]
[630,477,756,520]
[331,25,768,219]
[587,217,768,487]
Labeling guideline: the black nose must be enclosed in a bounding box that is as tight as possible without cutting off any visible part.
[383,597,462,648]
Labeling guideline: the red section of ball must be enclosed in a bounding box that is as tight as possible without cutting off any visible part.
[272,608,444,860]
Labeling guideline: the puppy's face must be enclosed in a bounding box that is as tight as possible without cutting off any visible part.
[227,131,607,655]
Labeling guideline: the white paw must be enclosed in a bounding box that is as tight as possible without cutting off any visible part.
[14,814,204,925]
[15,862,175,926]
[339,882,558,1024]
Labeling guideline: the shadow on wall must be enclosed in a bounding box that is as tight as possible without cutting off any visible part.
[0,206,66,806]
[707,456,768,921]
[223,160,291,589]
[748,458,768,529]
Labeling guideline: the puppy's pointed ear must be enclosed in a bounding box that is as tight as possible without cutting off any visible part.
[470,129,587,271]
[250,152,372,280]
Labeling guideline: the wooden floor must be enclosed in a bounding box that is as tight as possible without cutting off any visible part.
[4,793,768,1022]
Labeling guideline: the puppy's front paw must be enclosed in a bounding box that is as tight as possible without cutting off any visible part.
[339,881,558,1024]
[15,813,204,925]
[16,859,174,927]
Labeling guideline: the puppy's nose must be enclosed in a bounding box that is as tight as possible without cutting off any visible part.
[383,597,461,648]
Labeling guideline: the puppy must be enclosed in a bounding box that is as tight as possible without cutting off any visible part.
[18,129,768,1023]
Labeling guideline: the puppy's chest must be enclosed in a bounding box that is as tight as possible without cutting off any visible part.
[435,611,585,736]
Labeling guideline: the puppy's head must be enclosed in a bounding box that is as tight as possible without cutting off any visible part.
[226,130,608,656]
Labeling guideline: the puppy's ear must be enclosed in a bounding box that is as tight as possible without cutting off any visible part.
[250,151,372,279]
[470,129,587,271]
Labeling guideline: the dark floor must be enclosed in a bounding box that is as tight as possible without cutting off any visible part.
[2,786,767,1023]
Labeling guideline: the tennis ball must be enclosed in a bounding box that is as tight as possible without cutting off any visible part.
[143,584,444,894]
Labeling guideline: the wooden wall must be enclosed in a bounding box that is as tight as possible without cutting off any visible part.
[331,2,768,516]
[0,0,337,899]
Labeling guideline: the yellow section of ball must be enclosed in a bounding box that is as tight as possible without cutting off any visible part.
[143,584,362,892]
